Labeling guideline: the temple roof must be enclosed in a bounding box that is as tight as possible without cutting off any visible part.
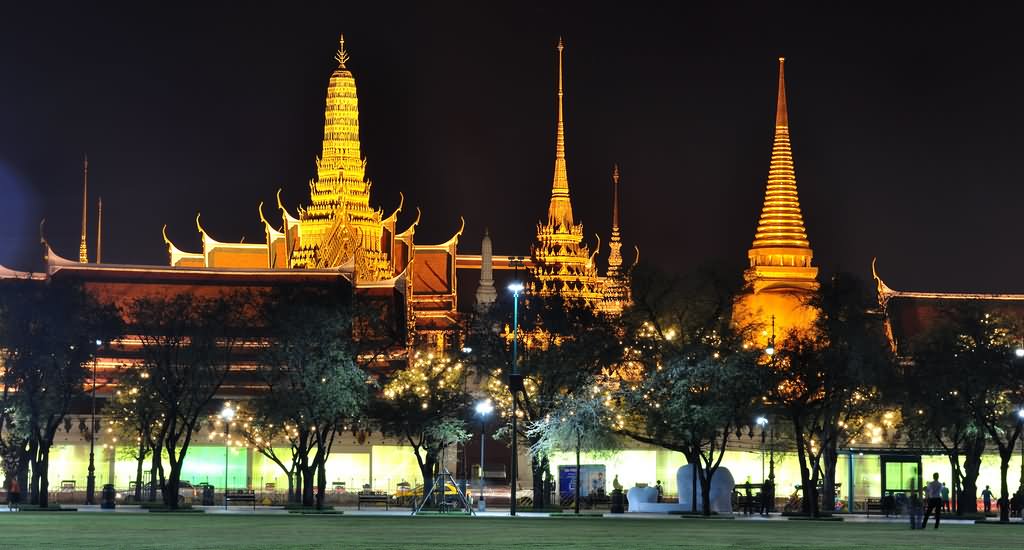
[874,259,1024,355]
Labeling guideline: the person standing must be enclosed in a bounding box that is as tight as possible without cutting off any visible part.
[941,483,950,512]
[909,483,922,530]
[922,473,943,529]
[982,485,993,514]
[7,478,20,511]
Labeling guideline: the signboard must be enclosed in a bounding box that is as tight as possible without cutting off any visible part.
[558,464,606,498]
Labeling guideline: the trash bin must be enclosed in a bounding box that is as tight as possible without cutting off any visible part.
[610,489,625,514]
[202,484,215,506]
[101,484,116,509]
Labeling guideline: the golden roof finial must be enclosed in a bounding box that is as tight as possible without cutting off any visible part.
[612,164,620,230]
[776,57,788,128]
[335,33,349,67]
[79,154,88,263]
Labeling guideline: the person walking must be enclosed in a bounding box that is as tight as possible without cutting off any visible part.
[941,483,950,512]
[909,483,922,530]
[922,473,943,529]
[982,485,993,514]
[7,478,20,511]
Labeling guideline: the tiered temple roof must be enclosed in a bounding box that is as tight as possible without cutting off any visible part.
[597,165,634,315]
[160,35,464,339]
[529,39,603,303]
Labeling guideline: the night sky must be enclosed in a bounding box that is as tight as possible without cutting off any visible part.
[3,3,1024,293]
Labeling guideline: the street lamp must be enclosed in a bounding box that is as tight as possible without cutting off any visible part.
[86,339,102,505]
[765,315,776,357]
[220,402,235,508]
[756,417,768,483]
[507,280,524,516]
[475,400,494,512]
[1017,408,1024,501]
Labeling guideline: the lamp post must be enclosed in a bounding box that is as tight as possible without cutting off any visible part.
[765,315,776,357]
[507,280,524,516]
[1017,408,1024,501]
[756,417,768,483]
[86,339,102,505]
[475,400,493,512]
[220,402,235,508]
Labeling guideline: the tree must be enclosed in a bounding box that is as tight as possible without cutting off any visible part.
[616,264,764,515]
[525,386,619,514]
[250,286,370,509]
[906,306,1024,521]
[376,350,472,493]
[0,279,121,507]
[471,293,621,510]
[619,325,763,515]
[764,274,893,517]
[899,314,988,516]
[128,292,246,508]
[902,306,1024,518]
[109,365,163,502]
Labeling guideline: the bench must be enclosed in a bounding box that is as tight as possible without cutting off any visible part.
[865,498,885,516]
[357,491,389,510]
[225,489,256,510]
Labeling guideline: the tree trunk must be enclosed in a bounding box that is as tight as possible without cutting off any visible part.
[998,448,1011,523]
[959,434,985,514]
[822,443,838,514]
[574,436,581,514]
[134,444,145,502]
[27,438,38,505]
[699,466,713,516]
[530,454,551,510]
[316,456,327,510]
[36,454,50,508]
[148,446,163,502]
[793,421,812,516]
[301,464,315,507]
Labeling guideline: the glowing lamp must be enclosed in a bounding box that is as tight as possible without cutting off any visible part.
[475,400,494,417]
[1017,409,1024,420]
[1015,347,1024,358]
[508,282,524,293]
[220,403,235,422]
[765,345,775,357]
[756,416,768,427]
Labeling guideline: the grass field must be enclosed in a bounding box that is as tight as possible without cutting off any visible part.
[0,513,1021,549]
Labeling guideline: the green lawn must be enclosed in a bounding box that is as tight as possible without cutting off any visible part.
[0,513,1021,549]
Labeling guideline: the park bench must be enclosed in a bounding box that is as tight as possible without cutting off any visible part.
[865,498,884,516]
[357,491,390,510]
[225,489,256,510]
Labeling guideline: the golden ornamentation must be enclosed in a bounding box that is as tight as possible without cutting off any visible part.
[529,39,602,303]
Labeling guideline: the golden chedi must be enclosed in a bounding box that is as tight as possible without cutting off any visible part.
[734,58,819,343]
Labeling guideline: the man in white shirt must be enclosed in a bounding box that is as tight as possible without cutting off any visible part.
[922,472,943,529]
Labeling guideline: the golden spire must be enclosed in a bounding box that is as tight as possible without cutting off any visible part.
[335,33,349,67]
[750,57,811,252]
[744,57,818,293]
[547,37,573,228]
[607,164,623,277]
[96,196,102,264]
[530,38,601,303]
[612,164,620,231]
[79,154,88,263]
